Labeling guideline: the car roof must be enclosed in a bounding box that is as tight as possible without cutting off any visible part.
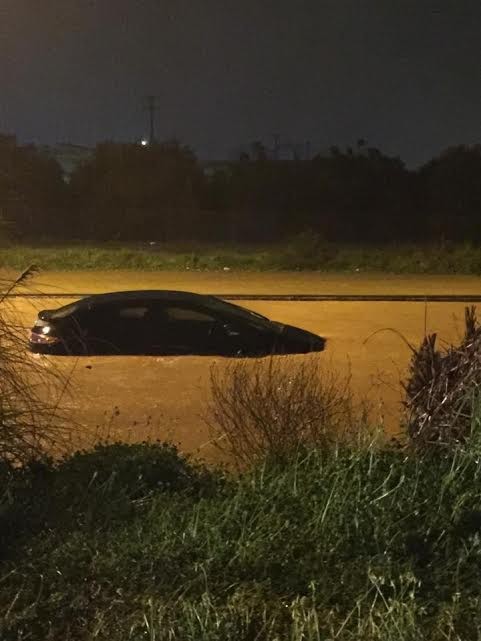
[48,290,214,318]
[45,289,272,327]
[80,290,210,306]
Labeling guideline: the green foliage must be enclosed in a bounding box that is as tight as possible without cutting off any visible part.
[0,442,217,559]
[3,437,481,638]
[274,230,334,269]
[4,241,481,273]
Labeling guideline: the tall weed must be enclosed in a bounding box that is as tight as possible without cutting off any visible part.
[0,267,70,463]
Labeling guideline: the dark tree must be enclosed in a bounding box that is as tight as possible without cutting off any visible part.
[69,140,205,240]
[420,145,481,241]
[0,135,66,239]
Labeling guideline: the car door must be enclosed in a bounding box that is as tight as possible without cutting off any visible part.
[114,302,154,354]
[150,303,274,356]
[74,301,153,355]
[149,303,222,355]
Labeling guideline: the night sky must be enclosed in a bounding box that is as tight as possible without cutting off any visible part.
[1,0,480,166]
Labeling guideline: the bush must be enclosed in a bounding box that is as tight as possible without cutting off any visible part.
[0,441,219,560]
[404,306,481,447]
[274,230,336,269]
[206,356,366,466]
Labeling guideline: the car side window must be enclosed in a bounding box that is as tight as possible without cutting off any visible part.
[164,306,217,323]
[118,306,150,320]
[77,302,151,335]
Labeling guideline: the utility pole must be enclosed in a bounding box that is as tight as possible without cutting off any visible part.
[143,95,158,144]
[272,134,280,160]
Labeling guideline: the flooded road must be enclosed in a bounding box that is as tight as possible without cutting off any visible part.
[5,271,481,462]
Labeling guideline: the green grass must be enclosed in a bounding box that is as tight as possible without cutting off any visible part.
[2,240,481,272]
[3,435,481,639]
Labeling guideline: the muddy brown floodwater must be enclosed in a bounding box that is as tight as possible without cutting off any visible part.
[4,270,481,463]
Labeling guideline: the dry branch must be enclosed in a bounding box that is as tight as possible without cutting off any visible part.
[403,306,481,447]
[206,356,366,466]
[0,267,72,463]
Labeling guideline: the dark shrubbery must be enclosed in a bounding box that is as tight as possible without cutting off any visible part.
[0,135,66,240]
[404,306,481,447]
[421,145,481,241]
[3,439,481,639]
[69,140,204,241]
[273,230,336,269]
[0,441,218,561]
[3,133,481,246]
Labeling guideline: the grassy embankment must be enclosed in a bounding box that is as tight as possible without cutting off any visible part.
[3,436,481,641]
[2,239,481,272]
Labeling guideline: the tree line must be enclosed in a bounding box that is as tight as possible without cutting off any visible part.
[1,133,481,244]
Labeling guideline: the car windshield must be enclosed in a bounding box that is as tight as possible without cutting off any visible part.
[206,296,271,327]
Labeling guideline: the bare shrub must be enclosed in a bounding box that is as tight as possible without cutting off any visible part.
[0,267,71,463]
[403,306,481,448]
[206,355,365,466]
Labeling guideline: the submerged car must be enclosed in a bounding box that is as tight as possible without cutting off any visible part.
[29,290,326,357]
